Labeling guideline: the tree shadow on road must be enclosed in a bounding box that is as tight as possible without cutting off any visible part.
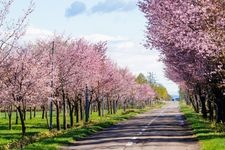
[62,113,199,149]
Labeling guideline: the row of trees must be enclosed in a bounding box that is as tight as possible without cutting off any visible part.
[0,0,163,137]
[135,73,171,100]
[139,0,225,122]
[0,36,157,136]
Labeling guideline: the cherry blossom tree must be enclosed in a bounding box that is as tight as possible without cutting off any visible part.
[139,0,225,122]
[0,30,157,136]
[0,46,48,136]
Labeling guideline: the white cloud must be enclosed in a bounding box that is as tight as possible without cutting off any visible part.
[23,28,127,43]
[22,26,53,41]
[116,41,135,49]
[26,26,53,36]
[81,33,126,42]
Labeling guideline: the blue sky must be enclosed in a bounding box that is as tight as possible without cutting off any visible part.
[12,0,179,96]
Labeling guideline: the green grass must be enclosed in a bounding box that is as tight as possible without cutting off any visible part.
[180,101,225,150]
[0,111,49,147]
[0,102,164,150]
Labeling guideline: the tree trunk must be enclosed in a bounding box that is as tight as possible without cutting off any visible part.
[131,98,135,109]
[189,96,198,113]
[23,99,27,121]
[208,100,214,121]
[85,87,90,122]
[216,100,222,123]
[4,108,7,119]
[107,97,110,114]
[16,109,18,124]
[62,90,67,130]
[221,99,225,123]
[113,100,116,114]
[212,87,223,123]
[197,86,207,118]
[29,107,32,119]
[33,107,36,118]
[90,103,92,115]
[97,101,101,117]
[17,106,26,136]
[101,101,104,116]
[123,101,126,112]
[110,100,113,114]
[79,98,83,121]
[45,109,49,128]
[69,107,74,127]
[68,100,74,127]
[92,103,97,112]
[194,95,199,113]
[56,102,61,130]
[199,95,207,118]
[23,107,26,121]
[75,101,79,123]
[42,106,45,119]
[8,112,12,130]
[8,106,12,130]
[185,94,191,105]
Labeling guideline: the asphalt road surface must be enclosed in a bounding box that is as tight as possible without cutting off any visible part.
[60,101,200,150]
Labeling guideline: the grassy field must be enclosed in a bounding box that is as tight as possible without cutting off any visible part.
[180,101,225,150]
[0,111,50,147]
[0,102,164,150]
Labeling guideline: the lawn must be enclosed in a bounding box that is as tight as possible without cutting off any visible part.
[0,102,164,150]
[180,101,225,150]
[0,111,49,148]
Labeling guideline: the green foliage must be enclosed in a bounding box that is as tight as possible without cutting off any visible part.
[147,72,171,100]
[135,72,171,100]
[135,73,148,84]
[151,84,170,100]
[180,101,225,150]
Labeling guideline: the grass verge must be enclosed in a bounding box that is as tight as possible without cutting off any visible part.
[180,101,225,150]
[22,102,164,150]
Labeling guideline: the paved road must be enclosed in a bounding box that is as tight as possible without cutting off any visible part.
[60,102,200,150]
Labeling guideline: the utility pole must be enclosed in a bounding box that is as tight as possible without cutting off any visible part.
[49,41,54,130]
[147,72,156,85]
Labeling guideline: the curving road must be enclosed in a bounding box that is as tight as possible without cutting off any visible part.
[60,101,200,150]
